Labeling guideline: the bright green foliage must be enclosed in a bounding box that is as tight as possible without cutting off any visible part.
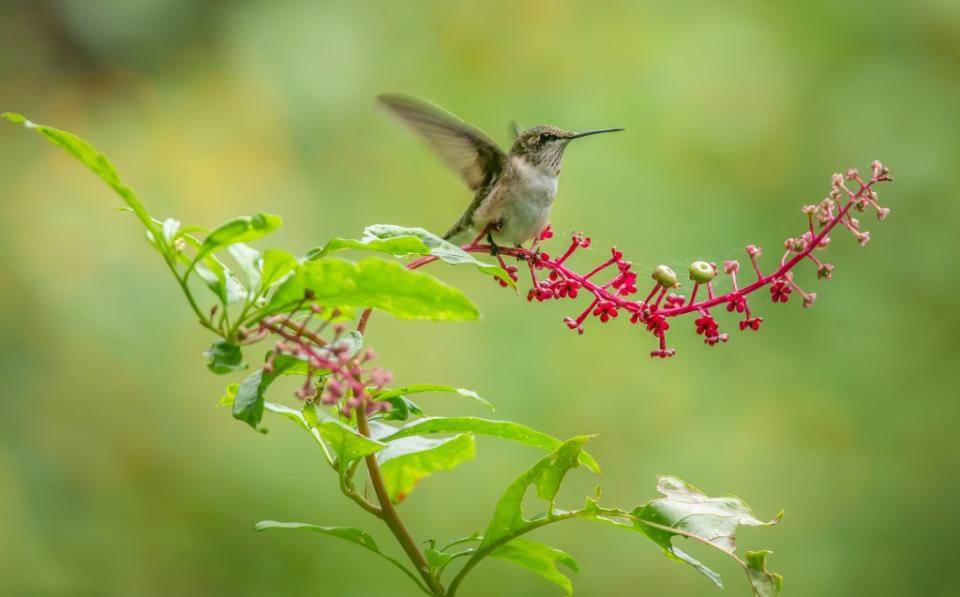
[2,112,162,247]
[380,395,424,421]
[364,225,513,286]
[491,538,579,596]
[254,522,427,591]
[631,475,781,589]
[374,384,493,411]
[480,437,592,549]
[5,113,785,597]
[204,340,245,374]
[192,213,283,266]
[230,369,267,429]
[259,248,298,290]
[266,256,480,321]
[745,550,783,597]
[311,224,513,287]
[278,402,385,462]
[378,433,476,503]
[309,234,431,259]
[380,417,600,473]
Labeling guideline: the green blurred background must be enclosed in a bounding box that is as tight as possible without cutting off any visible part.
[2,1,958,595]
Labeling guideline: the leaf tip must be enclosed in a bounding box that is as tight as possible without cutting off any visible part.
[2,112,26,125]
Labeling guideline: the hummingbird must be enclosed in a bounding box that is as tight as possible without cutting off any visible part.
[377,93,623,253]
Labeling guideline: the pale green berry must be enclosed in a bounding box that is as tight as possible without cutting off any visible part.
[688,261,716,283]
[652,265,679,288]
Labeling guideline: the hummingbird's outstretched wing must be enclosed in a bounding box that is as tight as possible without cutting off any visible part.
[377,93,506,192]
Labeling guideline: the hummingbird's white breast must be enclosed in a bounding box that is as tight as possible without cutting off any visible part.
[475,156,559,246]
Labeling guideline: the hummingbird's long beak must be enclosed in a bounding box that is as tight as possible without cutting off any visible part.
[568,127,624,140]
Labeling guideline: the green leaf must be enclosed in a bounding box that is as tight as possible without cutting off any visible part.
[192,213,282,266]
[381,417,600,474]
[228,243,261,289]
[266,256,479,321]
[205,340,244,374]
[377,433,476,503]
[375,384,493,411]
[745,550,783,597]
[259,248,297,290]
[308,234,431,259]
[195,254,247,304]
[296,404,385,462]
[481,437,592,549]
[233,369,266,428]
[380,395,424,421]
[623,476,782,593]
[364,225,514,286]
[254,521,427,591]
[491,538,578,596]
[3,113,162,248]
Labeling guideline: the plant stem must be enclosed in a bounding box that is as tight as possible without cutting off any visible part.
[355,378,446,596]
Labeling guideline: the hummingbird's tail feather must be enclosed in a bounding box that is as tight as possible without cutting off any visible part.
[442,219,472,245]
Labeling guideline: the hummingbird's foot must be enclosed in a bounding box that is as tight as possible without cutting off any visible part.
[515,244,526,262]
[486,231,501,256]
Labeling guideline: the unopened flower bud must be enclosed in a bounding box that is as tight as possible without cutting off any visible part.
[688,261,716,283]
[876,207,890,220]
[746,245,762,257]
[801,204,817,215]
[802,292,817,308]
[832,173,844,188]
[845,168,859,180]
[723,260,740,274]
[652,265,679,288]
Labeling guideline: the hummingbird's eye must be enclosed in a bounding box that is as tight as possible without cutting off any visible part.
[538,133,554,144]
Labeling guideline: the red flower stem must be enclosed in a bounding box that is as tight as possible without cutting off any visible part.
[556,240,580,264]
[576,298,599,326]
[643,284,660,304]
[749,253,764,280]
[653,287,667,308]
[687,283,700,306]
[583,257,617,280]
[461,178,875,321]
[707,282,715,300]
[526,259,539,287]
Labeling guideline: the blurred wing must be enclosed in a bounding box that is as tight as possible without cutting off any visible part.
[378,93,505,191]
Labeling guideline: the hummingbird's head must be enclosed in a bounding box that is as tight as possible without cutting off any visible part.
[510,125,624,173]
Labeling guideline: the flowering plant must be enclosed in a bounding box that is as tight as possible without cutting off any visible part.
[4,111,893,596]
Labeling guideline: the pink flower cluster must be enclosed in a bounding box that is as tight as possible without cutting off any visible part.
[470,161,893,358]
[253,304,393,415]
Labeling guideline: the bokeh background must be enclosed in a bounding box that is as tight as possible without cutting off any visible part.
[2,1,958,595]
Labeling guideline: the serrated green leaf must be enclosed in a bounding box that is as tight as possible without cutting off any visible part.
[375,384,493,411]
[3,113,162,248]
[254,521,426,591]
[377,433,476,503]
[605,476,782,593]
[205,340,244,374]
[260,248,297,290]
[634,476,779,554]
[192,213,282,266]
[481,437,592,549]
[364,225,514,286]
[380,417,600,474]
[491,538,578,596]
[745,550,783,597]
[266,256,478,321]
